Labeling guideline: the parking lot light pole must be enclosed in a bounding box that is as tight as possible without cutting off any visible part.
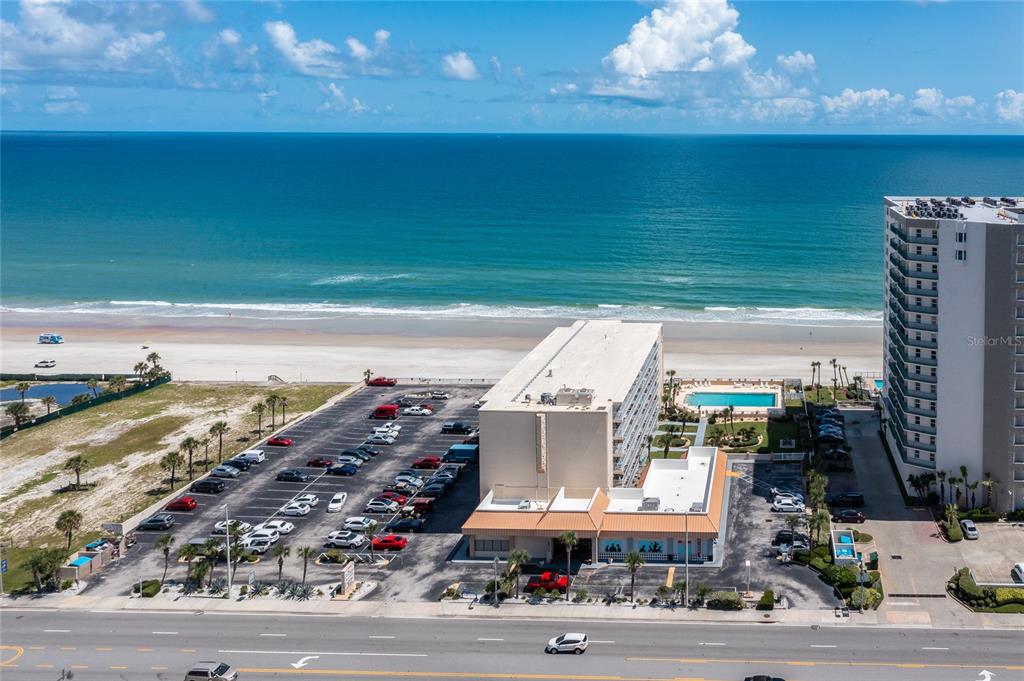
[493,556,500,608]
[745,559,751,596]
[684,514,689,606]
[225,507,233,599]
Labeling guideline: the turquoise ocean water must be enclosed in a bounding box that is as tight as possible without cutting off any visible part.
[2,133,1021,326]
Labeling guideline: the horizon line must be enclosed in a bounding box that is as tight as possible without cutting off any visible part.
[2,129,1023,137]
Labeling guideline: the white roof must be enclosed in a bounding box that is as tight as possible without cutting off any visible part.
[886,196,1024,225]
[605,448,717,514]
[480,320,662,412]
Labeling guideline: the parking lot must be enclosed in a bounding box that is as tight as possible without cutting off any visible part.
[87,382,492,600]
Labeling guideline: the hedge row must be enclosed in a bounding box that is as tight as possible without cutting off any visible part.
[707,591,743,610]
[959,508,1000,523]
[132,579,161,598]
[947,568,1024,611]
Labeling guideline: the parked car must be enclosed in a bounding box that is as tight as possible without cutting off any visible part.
[1012,563,1024,583]
[411,457,442,470]
[527,571,568,593]
[336,455,365,468]
[403,406,432,416]
[357,445,383,456]
[366,433,396,445]
[240,536,273,554]
[385,517,425,533]
[401,497,435,516]
[35,359,57,368]
[326,463,359,476]
[371,404,399,419]
[212,520,252,536]
[307,457,334,468]
[210,465,240,478]
[266,436,293,447]
[430,391,451,400]
[832,509,866,523]
[276,469,309,482]
[384,483,421,498]
[365,498,400,514]
[441,421,474,434]
[778,538,810,554]
[325,530,367,549]
[237,449,265,463]
[771,498,806,513]
[279,502,312,517]
[190,479,225,494]
[376,422,402,434]
[367,377,398,386]
[293,493,319,507]
[437,463,462,478]
[394,475,424,488]
[771,530,809,547]
[371,534,408,551]
[418,483,448,498]
[463,434,480,445]
[379,491,409,505]
[184,660,238,681]
[222,458,252,472]
[254,519,294,535]
[138,513,175,531]
[166,496,198,512]
[771,488,805,504]
[342,448,372,461]
[828,492,865,507]
[344,516,375,531]
[327,492,348,513]
[960,519,980,540]
[545,633,588,655]
[394,468,424,480]
[243,528,281,544]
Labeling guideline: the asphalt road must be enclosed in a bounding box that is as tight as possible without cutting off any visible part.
[2,609,1020,681]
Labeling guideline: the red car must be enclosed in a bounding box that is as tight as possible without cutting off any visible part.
[371,534,408,551]
[380,491,409,505]
[526,571,569,593]
[267,436,293,447]
[832,509,867,524]
[165,496,197,512]
[411,456,442,470]
[463,434,480,445]
[307,457,334,468]
[367,377,398,387]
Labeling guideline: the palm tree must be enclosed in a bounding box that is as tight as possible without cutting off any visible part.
[363,368,373,384]
[177,543,199,588]
[662,424,680,458]
[86,378,100,398]
[40,395,57,415]
[156,534,176,585]
[110,376,128,393]
[160,451,184,490]
[694,582,710,606]
[180,436,199,479]
[272,543,291,581]
[625,550,644,602]
[209,421,229,463]
[666,369,677,406]
[70,394,90,406]
[5,402,30,427]
[64,454,89,490]
[810,361,820,392]
[267,394,280,429]
[558,531,578,601]
[298,546,316,585]
[200,436,212,470]
[726,405,735,433]
[784,512,805,535]
[364,521,379,560]
[25,548,60,593]
[251,401,266,434]
[981,472,994,510]
[937,470,947,504]
[56,509,83,551]
[278,396,288,424]
[959,465,969,505]
[967,481,979,510]
[134,361,149,381]
[807,510,828,545]
[506,548,531,598]
[146,352,162,369]
[829,359,838,402]
[203,538,223,587]
[949,476,962,508]
[15,381,32,402]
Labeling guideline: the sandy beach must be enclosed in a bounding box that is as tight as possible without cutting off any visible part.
[0,311,882,383]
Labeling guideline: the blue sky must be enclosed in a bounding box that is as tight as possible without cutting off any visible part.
[1,1,1022,133]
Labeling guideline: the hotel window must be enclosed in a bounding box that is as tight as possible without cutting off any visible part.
[914,416,921,425]
[956,232,966,243]
[916,264,923,272]
[914,399,921,409]
[956,250,967,261]
[474,539,510,553]
[930,436,936,445]
[914,382,921,391]
[915,297,922,306]
[915,228,922,237]
[916,247,923,255]
[930,452,936,462]
[914,433,921,442]
[931,265,938,273]
[930,418,936,427]
[931,368,937,377]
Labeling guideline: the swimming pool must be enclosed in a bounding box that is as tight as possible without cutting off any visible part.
[874,379,884,390]
[685,392,777,408]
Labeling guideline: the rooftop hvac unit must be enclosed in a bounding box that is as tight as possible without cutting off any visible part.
[689,502,705,513]
[540,392,555,405]
[518,500,532,510]
[640,497,660,511]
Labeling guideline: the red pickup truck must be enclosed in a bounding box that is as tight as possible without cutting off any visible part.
[526,571,569,593]
[367,377,398,386]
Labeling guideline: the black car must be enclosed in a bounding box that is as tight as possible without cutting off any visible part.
[138,513,175,531]
[426,475,455,488]
[771,530,808,547]
[441,421,474,434]
[223,458,252,471]
[437,463,462,478]
[828,492,865,507]
[418,484,448,498]
[326,464,358,476]
[191,479,226,494]
[342,448,372,461]
[356,445,382,456]
[276,468,309,482]
[385,517,425,533]
[383,484,420,497]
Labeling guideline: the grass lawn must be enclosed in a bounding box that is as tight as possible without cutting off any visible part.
[704,419,802,453]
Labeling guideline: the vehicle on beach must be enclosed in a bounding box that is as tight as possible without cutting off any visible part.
[37,333,64,344]
[266,436,293,447]
[545,633,588,655]
[35,359,56,368]
[184,660,238,680]
[367,376,398,386]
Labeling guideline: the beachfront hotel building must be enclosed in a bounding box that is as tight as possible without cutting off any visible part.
[882,196,1024,512]
[462,319,729,563]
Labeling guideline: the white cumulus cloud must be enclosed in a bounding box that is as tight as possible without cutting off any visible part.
[265,21,343,78]
[995,89,1024,123]
[316,81,371,115]
[441,51,480,80]
[911,87,976,119]
[182,0,215,24]
[203,28,260,72]
[44,85,87,114]
[821,88,905,121]
[604,0,755,77]
[776,50,815,74]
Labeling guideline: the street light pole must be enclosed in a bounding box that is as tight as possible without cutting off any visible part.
[493,556,500,608]
[224,507,233,599]
[684,514,690,606]
[745,559,751,596]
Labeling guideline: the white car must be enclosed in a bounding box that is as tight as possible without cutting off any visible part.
[394,475,424,488]
[210,465,240,478]
[430,391,451,400]
[293,493,319,507]
[1012,563,1024,584]
[546,633,588,655]
[372,425,401,437]
[344,516,375,531]
[279,502,312,517]
[325,530,367,549]
[960,519,980,540]
[327,493,348,513]
[35,359,57,368]
[254,519,294,535]
[771,487,805,504]
[242,529,280,544]
[366,433,396,445]
[403,406,432,416]
[364,499,400,514]
[771,498,806,513]
[238,449,266,463]
[472,400,481,409]
[336,455,364,468]
[240,536,273,554]
[212,520,252,536]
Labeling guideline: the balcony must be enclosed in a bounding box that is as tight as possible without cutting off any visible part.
[890,276,938,299]
[888,290,938,315]
[889,329,939,356]
[888,359,937,385]
[890,254,939,280]
[890,223,939,245]
[904,387,938,401]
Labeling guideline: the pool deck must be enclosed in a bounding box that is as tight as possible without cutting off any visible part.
[675,379,784,416]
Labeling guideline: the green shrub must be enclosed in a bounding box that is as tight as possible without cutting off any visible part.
[992,603,1024,613]
[944,521,964,542]
[995,587,1024,606]
[959,508,999,523]
[850,586,882,610]
[809,557,828,572]
[133,579,161,597]
[239,584,248,596]
[707,591,743,610]
[792,551,811,565]
[756,590,775,610]
[823,564,859,588]
[572,588,589,603]
[811,545,831,560]
[954,568,987,603]
[852,530,873,543]
[1005,509,1024,522]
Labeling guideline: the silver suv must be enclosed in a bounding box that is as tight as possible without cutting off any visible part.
[184,660,238,680]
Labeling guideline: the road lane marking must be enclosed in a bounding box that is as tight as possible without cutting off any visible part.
[29,646,45,651]
[810,644,837,648]
[70,665,89,669]
[137,647,154,652]
[111,666,128,670]
[239,669,719,680]
[152,666,169,671]
[151,631,179,635]
[181,648,197,652]
[477,638,504,642]
[368,636,395,639]
[699,643,725,646]
[590,641,616,644]
[35,664,54,669]
[261,633,288,637]
[220,649,428,658]
[922,647,949,651]
[0,646,24,667]
[626,656,1024,671]
[95,647,113,651]
[43,629,70,633]
[59,646,77,650]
